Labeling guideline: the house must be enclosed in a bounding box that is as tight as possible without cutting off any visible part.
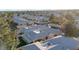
[35,15,49,22]
[73,16,79,29]
[18,44,40,50]
[45,36,79,50]
[19,25,62,43]
[20,14,49,23]
[13,16,27,25]
[75,20,79,29]
[18,36,79,50]
[13,16,34,26]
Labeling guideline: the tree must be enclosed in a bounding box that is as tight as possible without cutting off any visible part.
[49,14,59,24]
[0,12,19,50]
[49,13,78,37]
[64,20,77,37]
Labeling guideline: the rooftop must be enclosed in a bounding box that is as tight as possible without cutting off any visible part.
[45,36,79,50]
[21,25,61,43]
[13,16,33,25]
[73,16,79,20]
[19,36,79,50]
[19,44,40,50]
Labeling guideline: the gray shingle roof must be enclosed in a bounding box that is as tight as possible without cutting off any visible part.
[49,44,68,50]
[74,16,79,20]
[13,16,33,25]
[19,44,40,50]
[21,25,61,43]
[19,36,79,50]
[45,36,79,50]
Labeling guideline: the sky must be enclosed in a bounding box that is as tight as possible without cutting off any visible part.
[0,0,79,10]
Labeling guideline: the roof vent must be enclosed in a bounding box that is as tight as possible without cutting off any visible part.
[53,35,62,39]
[33,30,40,34]
[25,27,28,29]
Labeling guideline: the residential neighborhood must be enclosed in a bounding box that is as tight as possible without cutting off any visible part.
[0,10,79,50]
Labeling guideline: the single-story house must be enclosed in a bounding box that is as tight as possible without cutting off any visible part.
[73,16,79,29]
[13,16,34,26]
[18,44,40,50]
[18,36,79,50]
[19,25,62,43]
[20,14,49,22]
[46,36,79,50]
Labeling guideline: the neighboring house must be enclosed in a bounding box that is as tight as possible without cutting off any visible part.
[75,20,79,29]
[13,16,33,26]
[19,36,79,50]
[48,24,61,29]
[35,15,49,22]
[18,44,40,50]
[20,14,49,22]
[19,25,62,43]
[46,36,79,50]
[73,16,79,29]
